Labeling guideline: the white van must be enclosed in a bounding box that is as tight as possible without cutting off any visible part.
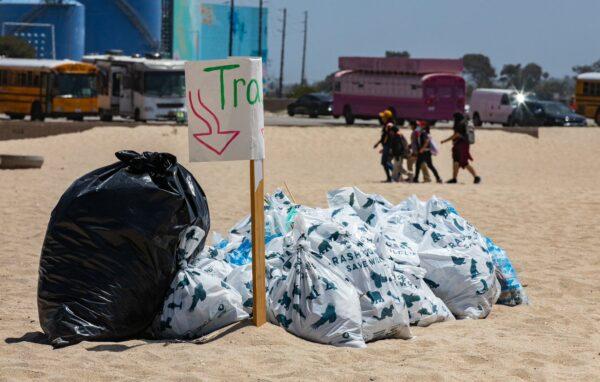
[469,88,518,126]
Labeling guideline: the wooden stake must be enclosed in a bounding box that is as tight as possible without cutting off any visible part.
[283,181,296,204]
[250,159,266,326]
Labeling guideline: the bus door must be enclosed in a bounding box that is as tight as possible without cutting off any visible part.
[110,68,123,115]
[41,72,51,113]
[119,70,133,116]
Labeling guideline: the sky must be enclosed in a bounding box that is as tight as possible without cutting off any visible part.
[236,0,600,85]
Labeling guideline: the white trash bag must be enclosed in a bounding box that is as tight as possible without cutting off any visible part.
[154,227,249,339]
[289,209,412,341]
[267,236,366,348]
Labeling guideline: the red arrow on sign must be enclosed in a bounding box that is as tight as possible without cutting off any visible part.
[188,89,240,156]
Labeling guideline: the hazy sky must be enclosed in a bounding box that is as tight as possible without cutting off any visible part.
[244,0,600,84]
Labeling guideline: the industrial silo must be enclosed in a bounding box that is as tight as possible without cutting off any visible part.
[79,0,161,56]
[0,0,85,60]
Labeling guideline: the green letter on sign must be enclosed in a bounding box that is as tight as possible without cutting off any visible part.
[203,64,240,109]
[246,79,261,105]
[233,78,247,107]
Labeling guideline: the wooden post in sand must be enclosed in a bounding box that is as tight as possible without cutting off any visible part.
[250,159,266,326]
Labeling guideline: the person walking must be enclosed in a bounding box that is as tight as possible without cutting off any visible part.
[442,113,481,184]
[374,110,394,182]
[390,125,410,181]
[407,120,431,182]
[412,121,442,183]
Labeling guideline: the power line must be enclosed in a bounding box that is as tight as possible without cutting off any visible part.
[228,0,234,56]
[258,0,263,60]
[300,10,308,86]
[277,8,287,97]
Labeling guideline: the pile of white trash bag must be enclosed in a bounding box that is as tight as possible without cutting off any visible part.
[153,187,527,348]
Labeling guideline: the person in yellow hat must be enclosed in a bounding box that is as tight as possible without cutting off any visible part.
[373,109,395,182]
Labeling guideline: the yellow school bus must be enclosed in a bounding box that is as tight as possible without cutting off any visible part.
[0,58,98,121]
[574,73,600,126]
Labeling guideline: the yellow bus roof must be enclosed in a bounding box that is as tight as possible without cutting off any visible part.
[577,72,600,81]
[0,58,95,71]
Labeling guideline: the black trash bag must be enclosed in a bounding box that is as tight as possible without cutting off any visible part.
[37,150,210,347]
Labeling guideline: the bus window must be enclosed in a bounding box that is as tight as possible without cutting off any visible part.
[501,94,510,105]
[33,73,40,87]
[583,82,589,95]
[438,86,452,98]
[0,70,6,86]
[334,81,341,92]
[27,71,33,87]
[18,72,26,86]
[55,74,97,98]
[143,71,185,97]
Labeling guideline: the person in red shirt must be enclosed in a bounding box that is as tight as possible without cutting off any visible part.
[442,113,481,184]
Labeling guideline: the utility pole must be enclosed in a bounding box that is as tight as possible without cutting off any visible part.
[257,0,263,60]
[277,8,287,98]
[228,0,235,56]
[300,11,308,86]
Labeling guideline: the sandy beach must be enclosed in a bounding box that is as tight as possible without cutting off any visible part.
[0,124,599,381]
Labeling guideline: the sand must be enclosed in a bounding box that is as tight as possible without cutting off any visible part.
[0,124,599,381]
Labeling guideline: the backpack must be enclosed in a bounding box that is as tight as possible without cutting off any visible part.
[430,137,439,156]
[467,124,476,144]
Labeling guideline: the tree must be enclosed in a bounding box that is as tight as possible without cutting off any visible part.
[521,63,545,90]
[312,72,335,93]
[572,59,600,74]
[499,64,522,88]
[286,84,317,99]
[462,53,496,88]
[499,62,548,91]
[0,36,36,58]
[385,50,410,58]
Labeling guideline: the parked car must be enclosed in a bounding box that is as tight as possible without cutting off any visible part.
[287,93,332,118]
[510,100,587,127]
[469,88,519,126]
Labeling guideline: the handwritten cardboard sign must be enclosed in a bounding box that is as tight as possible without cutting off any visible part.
[185,57,265,162]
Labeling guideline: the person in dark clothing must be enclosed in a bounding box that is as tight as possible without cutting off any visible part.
[407,120,431,182]
[412,121,442,183]
[389,125,410,181]
[374,110,394,182]
[442,113,481,184]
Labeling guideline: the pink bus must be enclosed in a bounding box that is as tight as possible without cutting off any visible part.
[332,57,465,125]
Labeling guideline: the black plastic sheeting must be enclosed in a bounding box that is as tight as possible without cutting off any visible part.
[37,151,210,347]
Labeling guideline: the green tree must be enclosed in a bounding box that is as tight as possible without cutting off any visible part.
[521,63,546,90]
[312,72,335,93]
[287,84,318,99]
[385,50,410,58]
[499,64,523,88]
[462,53,496,88]
[572,59,600,74]
[0,36,36,58]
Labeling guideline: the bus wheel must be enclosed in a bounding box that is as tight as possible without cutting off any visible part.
[472,113,482,127]
[30,102,44,121]
[595,109,600,126]
[343,106,355,125]
[8,113,25,120]
[134,108,145,122]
